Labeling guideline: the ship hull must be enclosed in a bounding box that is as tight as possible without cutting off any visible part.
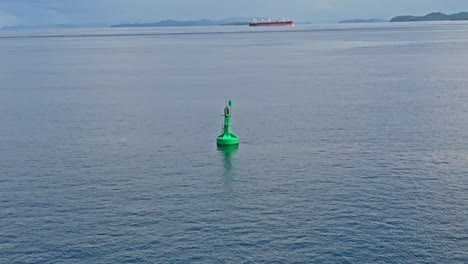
[249,21,294,27]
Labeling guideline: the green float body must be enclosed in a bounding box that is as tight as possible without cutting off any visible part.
[217,100,240,146]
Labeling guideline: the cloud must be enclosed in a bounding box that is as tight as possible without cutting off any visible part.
[0,10,18,26]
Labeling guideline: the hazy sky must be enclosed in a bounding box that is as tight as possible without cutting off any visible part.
[1,0,468,26]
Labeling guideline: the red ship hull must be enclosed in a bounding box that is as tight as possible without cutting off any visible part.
[249,21,294,27]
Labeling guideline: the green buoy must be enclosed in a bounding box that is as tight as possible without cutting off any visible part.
[217,100,240,146]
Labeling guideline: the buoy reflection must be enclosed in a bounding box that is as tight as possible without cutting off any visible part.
[217,144,239,184]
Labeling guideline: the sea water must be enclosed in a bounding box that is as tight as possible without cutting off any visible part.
[0,22,467,263]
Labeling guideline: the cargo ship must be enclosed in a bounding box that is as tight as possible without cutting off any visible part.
[249,18,294,27]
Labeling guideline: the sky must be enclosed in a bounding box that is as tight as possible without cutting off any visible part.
[1,0,468,26]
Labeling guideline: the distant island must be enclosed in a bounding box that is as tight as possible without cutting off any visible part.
[390,12,468,22]
[220,22,250,26]
[111,19,216,27]
[111,18,254,28]
[339,19,386,24]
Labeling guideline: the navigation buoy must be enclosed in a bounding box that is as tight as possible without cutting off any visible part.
[217,100,240,146]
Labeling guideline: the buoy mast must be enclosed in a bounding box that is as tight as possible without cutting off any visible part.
[217,100,240,146]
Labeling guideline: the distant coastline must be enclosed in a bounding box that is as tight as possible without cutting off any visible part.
[390,12,468,22]
[111,19,216,27]
[112,12,468,28]
[110,18,254,28]
[4,12,468,30]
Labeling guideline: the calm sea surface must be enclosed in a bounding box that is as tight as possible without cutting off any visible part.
[0,22,467,263]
